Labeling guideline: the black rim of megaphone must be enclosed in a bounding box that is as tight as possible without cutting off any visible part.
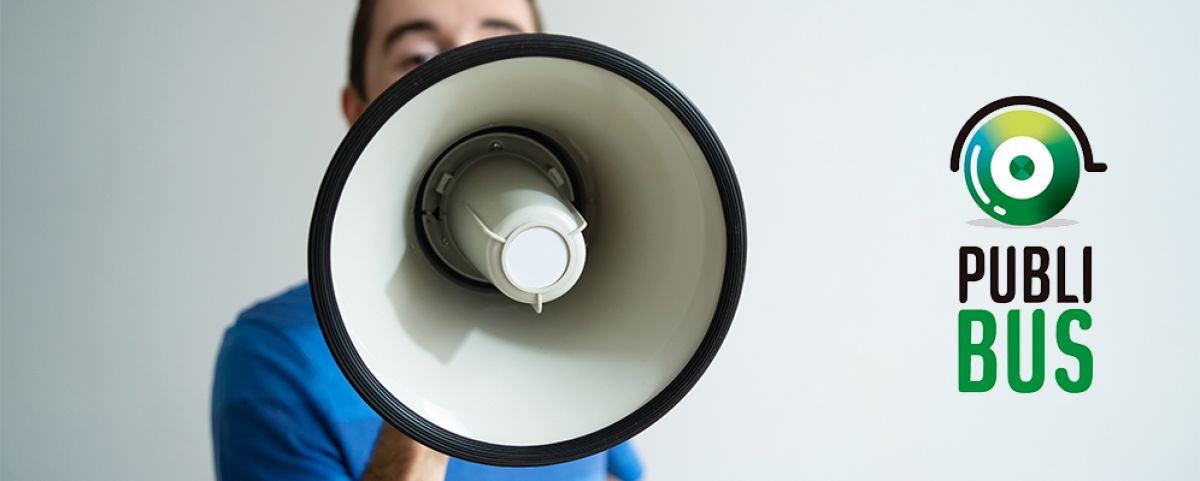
[309,33,747,467]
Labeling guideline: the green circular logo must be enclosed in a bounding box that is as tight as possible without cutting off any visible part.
[951,97,1100,226]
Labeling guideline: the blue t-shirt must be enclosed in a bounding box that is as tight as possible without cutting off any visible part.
[212,283,643,481]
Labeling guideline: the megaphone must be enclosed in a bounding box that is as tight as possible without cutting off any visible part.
[308,34,746,466]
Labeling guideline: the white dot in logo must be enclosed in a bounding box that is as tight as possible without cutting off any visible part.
[990,136,1054,200]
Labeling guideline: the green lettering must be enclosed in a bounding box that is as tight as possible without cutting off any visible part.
[1056,309,1093,393]
[959,309,997,392]
[1007,309,1045,393]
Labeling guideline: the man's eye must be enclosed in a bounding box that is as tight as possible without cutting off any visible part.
[400,53,434,69]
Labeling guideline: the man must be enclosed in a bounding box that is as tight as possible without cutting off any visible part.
[210,1,644,480]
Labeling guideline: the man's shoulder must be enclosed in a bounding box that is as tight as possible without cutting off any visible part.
[213,282,345,404]
[235,281,318,331]
[212,283,383,480]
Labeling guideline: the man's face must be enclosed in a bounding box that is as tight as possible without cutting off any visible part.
[344,0,537,123]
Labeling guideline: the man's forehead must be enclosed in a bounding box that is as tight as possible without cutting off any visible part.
[371,0,532,34]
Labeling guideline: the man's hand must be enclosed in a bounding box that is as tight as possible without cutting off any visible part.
[362,424,449,481]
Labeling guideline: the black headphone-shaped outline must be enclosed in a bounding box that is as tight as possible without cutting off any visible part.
[950,95,1106,174]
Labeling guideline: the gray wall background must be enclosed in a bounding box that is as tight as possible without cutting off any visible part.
[3,0,1198,479]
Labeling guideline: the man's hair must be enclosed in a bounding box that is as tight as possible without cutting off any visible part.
[349,0,543,99]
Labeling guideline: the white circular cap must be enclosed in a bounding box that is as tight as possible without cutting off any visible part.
[502,227,569,291]
[991,135,1054,199]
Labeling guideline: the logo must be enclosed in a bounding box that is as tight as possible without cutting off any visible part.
[950,96,1105,225]
[950,97,1107,394]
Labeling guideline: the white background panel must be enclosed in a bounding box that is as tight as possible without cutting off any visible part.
[2,0,1198,479]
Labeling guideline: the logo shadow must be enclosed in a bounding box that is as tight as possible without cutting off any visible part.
[966,218,1077,229]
